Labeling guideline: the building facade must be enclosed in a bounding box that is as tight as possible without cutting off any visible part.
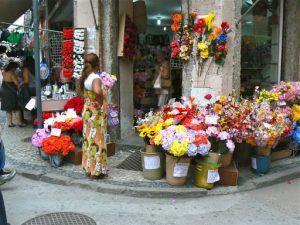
[73,0,300,141]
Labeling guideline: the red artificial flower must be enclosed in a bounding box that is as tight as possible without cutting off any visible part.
[224,48,229,54]
[33,113,54,125]
[64,97,84,115]
[189,12,198,18]
[204,94,212,100]
[42,135,75,156]
[163,105,171,112]
[215,53,220,59]
[194,135,208,145]
[171,23,180,32]
[52,121,72,132]
[71,118,83,132]
[217,45,225,51]
[221,21,230,30]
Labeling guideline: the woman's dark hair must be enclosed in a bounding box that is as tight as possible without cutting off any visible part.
[23,56,35,74]
[4,62,19,72]
[79,53,100,93]
[0,46,7,54]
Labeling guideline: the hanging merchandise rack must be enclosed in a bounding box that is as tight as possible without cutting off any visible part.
[0,21,63,66]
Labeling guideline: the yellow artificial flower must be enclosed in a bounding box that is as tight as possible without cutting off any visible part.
[219,96,227,103]
[197,42,208,51]
[200,49,209,59]
[154,133,163,146]
[169,140,190,157]
[136,124,146,132]
[214,103,223,114]
[155,123,163,132]
[286,82,292,89]
[139,127,149,138]
[292,104,300,121]
[164,118,174,127]
[175,125,187,133]
[205,13,215,31]
[147,127,156,139]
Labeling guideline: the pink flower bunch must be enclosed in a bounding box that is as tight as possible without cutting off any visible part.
[32,128,50,148]
[170,40,180,58]
[270,81,300,102]
[99,72,117,90]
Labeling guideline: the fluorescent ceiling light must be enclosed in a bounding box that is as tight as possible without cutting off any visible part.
[157,18,161,25]
[163,26,166,31]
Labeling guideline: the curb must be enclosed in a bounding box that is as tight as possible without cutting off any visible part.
[16,163,300,198]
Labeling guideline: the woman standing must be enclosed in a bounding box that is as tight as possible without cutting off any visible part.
[153,50,171,108]
[1,62,25,127]
[80,53,108,178]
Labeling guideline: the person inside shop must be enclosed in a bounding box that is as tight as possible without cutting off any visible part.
[0,61,26,127]
[80,53,108,179]
[153,50,171,108]
[21,56,36,96]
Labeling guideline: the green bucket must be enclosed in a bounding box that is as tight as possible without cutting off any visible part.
[140,148,164,180]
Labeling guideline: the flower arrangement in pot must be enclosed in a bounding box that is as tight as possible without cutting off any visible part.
[31,128,51,160]
[41,135,75,167]
[154,97,211,186]
[247,100,292,174]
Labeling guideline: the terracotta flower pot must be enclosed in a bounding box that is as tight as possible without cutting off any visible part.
[166,153,191,186]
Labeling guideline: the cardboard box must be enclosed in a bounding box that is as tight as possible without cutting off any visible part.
[66,147,82,165]
[271,149,292,161]
[42,99,68,112]
[217,161,238,186]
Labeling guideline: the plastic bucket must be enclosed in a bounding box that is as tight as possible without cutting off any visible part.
[194,160,221,189]
[166,153,191,186]
[251,155,271,174]
[145,145,158,153]
[255,146,271,156]
[140,149,164,180]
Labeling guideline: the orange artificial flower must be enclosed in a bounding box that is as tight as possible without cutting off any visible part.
[209,33,217,42]
[171,23,180,31]
[172,13,183,23]
[189,12,198,17]
[213,103,223,114]
[214,26,222,36]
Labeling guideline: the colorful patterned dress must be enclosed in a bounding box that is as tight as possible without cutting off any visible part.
[82,73,108,176]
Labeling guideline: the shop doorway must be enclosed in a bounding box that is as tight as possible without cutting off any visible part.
[132,0,182,119]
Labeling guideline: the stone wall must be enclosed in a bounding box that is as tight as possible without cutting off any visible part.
[181,0,241,97]
[282,0,300,81]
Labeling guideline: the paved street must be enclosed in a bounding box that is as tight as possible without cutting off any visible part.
[1,175,300,225]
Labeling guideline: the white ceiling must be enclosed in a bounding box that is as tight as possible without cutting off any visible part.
[138,0,182,26]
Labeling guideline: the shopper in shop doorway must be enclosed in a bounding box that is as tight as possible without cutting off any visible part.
[80,53,108,178]
[153,50,171,108]
[0,62,26,127]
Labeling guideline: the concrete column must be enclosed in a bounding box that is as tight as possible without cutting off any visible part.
[101,0,120,141]
[181,0,241,97]
[282,0,300,81]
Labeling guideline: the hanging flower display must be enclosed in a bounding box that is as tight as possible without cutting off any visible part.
[123,16,137,60]
[170,12,231,65]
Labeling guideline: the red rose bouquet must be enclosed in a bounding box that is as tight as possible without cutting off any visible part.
[64,97,84,115]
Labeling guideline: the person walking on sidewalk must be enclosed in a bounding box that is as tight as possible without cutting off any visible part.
[80,53,108,178]
[0,138,16,185]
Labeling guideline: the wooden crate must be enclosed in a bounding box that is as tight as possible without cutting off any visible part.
[65,147,82,165]
[217,161,238,186]
[271,149,292,161]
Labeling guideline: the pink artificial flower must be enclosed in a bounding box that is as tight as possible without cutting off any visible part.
[226,139,235,153]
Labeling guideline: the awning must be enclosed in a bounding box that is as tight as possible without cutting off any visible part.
[0,0,32,27]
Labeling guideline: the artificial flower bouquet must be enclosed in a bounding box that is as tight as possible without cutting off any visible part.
[32,128,50,148]
[170,11,231,65]
[98,72,117,90]
[64,97,84,115]
[41,135,75,156]
[136,111,164,145]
